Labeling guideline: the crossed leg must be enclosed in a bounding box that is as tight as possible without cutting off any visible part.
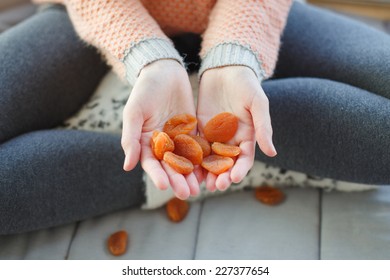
[256,3,390,184]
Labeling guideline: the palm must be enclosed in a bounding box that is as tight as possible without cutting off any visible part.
[122,60,200,199]
[197,66,276,191]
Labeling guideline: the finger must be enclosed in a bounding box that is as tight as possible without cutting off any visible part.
[161,161,191,200]
[215,171,232,191]
[121,109,143,171]
[251,93,277,157]
[185,173,200,197]
[206,172,217,192]
[230,140,255,183]
[193,165,205,185]
[141,142,170,191]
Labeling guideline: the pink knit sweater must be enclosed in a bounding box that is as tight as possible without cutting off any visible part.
[32,0,292,85]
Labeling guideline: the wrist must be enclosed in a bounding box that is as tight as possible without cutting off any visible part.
[202,65,257,82]
[199,43,266,83]
[138,59,187,84]
[123,38,184,85]
[140,59,184,75]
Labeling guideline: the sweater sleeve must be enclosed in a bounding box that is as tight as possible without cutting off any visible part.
[199,0,292,82]
[33,0,184,85]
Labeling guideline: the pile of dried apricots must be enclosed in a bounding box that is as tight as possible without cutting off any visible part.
[151,112,240,175]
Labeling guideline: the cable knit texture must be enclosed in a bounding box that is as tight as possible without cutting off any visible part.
[32,0,292,84]
[201,0,292,78]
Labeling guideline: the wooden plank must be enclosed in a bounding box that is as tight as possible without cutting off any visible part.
[321,187,390,259]
[0,224,76,260]
[308,0,390,19]
[67,204,201,260]
[194,189,321,260]
[0,0,30,11]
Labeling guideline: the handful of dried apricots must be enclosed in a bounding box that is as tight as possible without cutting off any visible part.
[107,114,286,256]
[150,112,241,175]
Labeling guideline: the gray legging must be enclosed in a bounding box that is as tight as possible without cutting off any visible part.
[0,2,389,234]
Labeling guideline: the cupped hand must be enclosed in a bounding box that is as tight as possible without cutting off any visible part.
[197,66,277,192]
[121,60,200,199]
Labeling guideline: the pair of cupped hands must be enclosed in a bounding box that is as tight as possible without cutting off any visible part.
[122,59,277,200]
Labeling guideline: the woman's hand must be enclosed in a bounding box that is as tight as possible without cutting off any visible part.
[121,60,200,199]
[197,66,277,192]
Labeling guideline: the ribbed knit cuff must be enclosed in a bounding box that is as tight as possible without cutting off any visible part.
[123,38,184,85]
[199,43,266,83]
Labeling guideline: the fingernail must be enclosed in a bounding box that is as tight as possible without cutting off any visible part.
[123,155,129,170]
[272,146,278,156]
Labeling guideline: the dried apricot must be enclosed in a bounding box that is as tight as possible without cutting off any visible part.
[107,230,128,256]
[173,134,203,165]
[190,135,211,157]
[163,114,197,139]
[201,155,234,175]
[254,186,285,206]
[166,197,189,222]
[211,142,241,157]
[163,151,194,175]
[150,131,174,160]
[203,112,238,143]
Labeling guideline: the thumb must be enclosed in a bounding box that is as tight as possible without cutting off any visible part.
[121,108,143,171]
[250,92,277,157]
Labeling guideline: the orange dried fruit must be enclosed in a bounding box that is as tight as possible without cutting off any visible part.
[163,151,194,175]
[150,131,174,160]
[211,142,241,157]
[203,112,238,143]
[107,230,128,256]
[190,135,211,157]
[201,155,234,175]
[254,186,285,206]
[166,197,189,222]
[163,114,197,139]
[174,134,203,165]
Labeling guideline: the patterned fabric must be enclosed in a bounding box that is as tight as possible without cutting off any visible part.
[32,0,292,82]
[61,71,127,132]
[143,160,378,209]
